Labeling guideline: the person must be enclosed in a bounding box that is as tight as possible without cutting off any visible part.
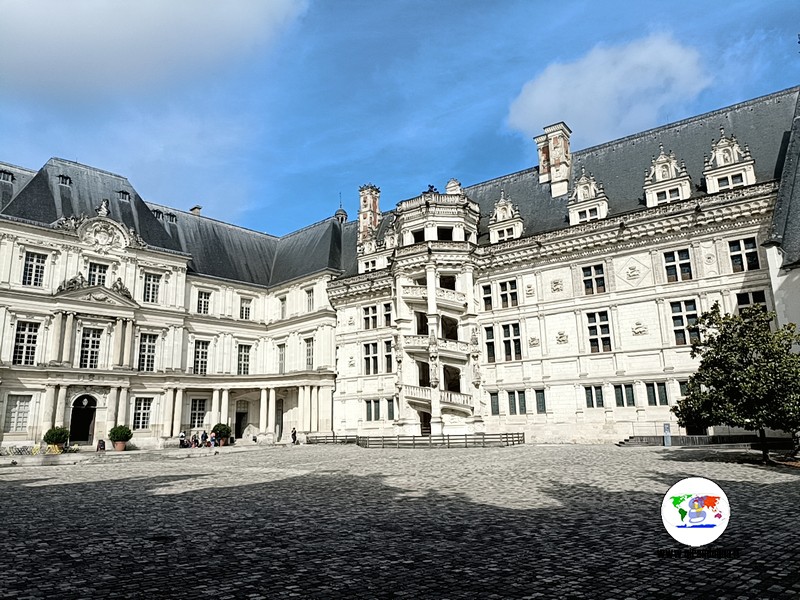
[191,433,198,448]
[210,431,216,447]
[179,430,186,448]
[201,430,208,446]
[291,427,297,445]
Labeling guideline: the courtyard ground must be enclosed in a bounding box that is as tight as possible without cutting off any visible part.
[0,444,798,599]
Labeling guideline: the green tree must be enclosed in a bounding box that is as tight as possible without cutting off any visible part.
[672,302,800,463]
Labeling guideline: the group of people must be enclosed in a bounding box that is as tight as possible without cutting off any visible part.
[179,430,223,448]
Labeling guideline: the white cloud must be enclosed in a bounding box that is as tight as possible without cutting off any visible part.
[507,34,711,148]
[0,0,308,95]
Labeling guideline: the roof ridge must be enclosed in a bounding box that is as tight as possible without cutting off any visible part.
[46,157,129,180]
[144,202,280,240]
[0,161,37,174]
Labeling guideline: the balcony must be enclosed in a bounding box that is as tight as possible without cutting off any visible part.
[404,385,473,417]
[404,335,470,361]
[401,285,467,310]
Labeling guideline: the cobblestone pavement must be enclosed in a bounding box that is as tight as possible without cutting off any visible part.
[1,444,798,599]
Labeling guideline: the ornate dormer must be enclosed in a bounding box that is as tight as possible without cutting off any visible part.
[643,144,693,207]
[488,190,523,243]
[534,122,572,197]
[702,127,756,194]
[568,167,608,226]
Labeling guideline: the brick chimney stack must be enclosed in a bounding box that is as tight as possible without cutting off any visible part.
[534,122,572,197]
[190,205,202,216]
[357,183,380,244]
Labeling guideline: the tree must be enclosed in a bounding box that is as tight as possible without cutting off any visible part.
[672,302,800,463]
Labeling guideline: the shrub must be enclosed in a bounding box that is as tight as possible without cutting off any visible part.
[108,425,133,443]
[211,423,232,439]
[43,426,70,445]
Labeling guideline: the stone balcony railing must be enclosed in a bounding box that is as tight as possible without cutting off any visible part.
[441,390,473,407]
[404,335,470,354]
[401,285,466,305]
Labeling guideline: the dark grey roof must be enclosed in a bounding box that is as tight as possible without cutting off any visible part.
[768,92,800,267]
[270,218,344,285]
[0,161,37,212]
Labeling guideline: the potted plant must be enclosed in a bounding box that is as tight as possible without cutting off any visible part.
[108,425,133,451]
[43,426,70,452]
[212,423,232,446]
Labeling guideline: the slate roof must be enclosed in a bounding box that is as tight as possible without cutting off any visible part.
[768,92,800,267]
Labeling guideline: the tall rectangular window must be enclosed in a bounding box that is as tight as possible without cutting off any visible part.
[384,303,392,327]
[490,392,499,416]
[508,390,526,415]
[482,285,493,311]
[79,328,102,369]
[614,384,636,407]
[585,386,604,408]
[365,399,380,421]
[197,290,211,314]
[240,298,252,320]
[305,338,314,370]
[3,394,31,432]
[364,342,378,375]
[664,249,693,282]
[736,290,767,311]
[582,264,606,295]
[502,323,521,361]
[277,344,285,374]
[306,288,315,312]
[137,333,158,372]
[384,340,393,373]
[587,311,612,353]
[22,251,46,287]
[279,297,287,319]
[386,397,395,421]
[499,280,518,308]
[132,397,153,430]
[190,399,206,428]
[238,344,251,375]
[143,273,160,303]
[729,237,760,272]
[194,340,209,375]
[671,300,699,346]
[12,321,39,366]
[87,262,108,287]
[485,327,495,363]
[646,382,669,406]
[535,389,547,414]
[363,305,377,329]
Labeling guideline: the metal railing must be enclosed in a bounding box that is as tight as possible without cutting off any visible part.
[356,432,525,449]
[305,434,359,445]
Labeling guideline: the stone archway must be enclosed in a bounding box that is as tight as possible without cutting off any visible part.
[69,394,97,444]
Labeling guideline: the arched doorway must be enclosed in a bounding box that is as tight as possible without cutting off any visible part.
[69,395,97,444]
[419,411,431,436]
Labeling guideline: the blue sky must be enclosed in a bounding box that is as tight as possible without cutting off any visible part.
[1,0,798,235]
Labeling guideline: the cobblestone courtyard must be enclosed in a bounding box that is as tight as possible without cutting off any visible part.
[1,444,798,599]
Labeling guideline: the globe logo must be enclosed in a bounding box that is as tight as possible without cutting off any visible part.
[661,477,730,547]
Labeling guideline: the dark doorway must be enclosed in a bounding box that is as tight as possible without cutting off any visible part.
[419,411,431,436]
[418,361,431,387]
[275,399,284,442]
[69,395,97,443]
[235,412,248,438]
[443,365,461,393]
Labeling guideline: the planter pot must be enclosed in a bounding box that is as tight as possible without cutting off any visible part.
[113,441,127,451]
[219,438,228,447]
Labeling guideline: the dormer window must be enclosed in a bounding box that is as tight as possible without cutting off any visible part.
[57,175,72,186]
[437,227,453,241]
[0,170,14,183]
[166,213,177,223]
[489,190,523,243]
[568,168,608,226]
[643,145,692,207]
[703,128,756,194]
[151,209,163,220]
[655,188,681,204]
[117,190,130,201]
[577,207,599,223]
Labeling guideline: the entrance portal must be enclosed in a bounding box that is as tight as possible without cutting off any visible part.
[419,411,431,436]
[69,395,97,444]
[235,400,248,438]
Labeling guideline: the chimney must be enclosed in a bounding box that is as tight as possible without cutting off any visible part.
[190,205,202,216]
[535,122,572,197]
[357,183,380,244]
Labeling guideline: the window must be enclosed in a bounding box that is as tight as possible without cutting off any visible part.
[383,303,392,327]
[363,305,377,329]
[508,390,526,415]
[484,327,495,363]
[12,321,39,366]
[736,290,767,310]
[3,395,31,432]
[87,262,108,287]
[437,227,453,241]
[279,297,287,319]
[137,333,157,372]
[277,344,285,374]
[412,229,424,243]
[646,382,669,406]
[384,340,393,373]
[143,273,160,304]
[490,392,500,416]
[418,361,430,387]
[535,389,547,414]
[306,289,315,312]
[190,399,206,428]
[415,312,429,335]
[364,260,377,273]
[22,252,46,287]
[197,291,211,314]
[0,170,14,183]
[678,380,689,397]
[364,342,378,375]
[117,190,130,201]
[496,227,515,242]
[671,300,699,346]
[729,238,760,272]
[305,338,314,370]
[614,384,636,407]
[238,344,251,375]
[440,275,456,290]
[664,249,693,282]
[482,285,493,311]
[587,311,611,353]
[132,397,153,430]
[499,280,518,308]
[386,397,395,421]
[502,323,521,361]
[365,399,380,421]
[240,298,252,320]
[57,174,71,186]
[79,328,102,369]
[585,386,604,408]
[194,340,209,375]
[577,207,599,223]
[582,264,606,295]
[656,188,681,203]
[718,173,745,190]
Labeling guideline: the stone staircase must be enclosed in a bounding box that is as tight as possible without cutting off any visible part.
[616,434,794,449]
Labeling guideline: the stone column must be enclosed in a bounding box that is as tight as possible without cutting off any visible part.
[106,387,119,430]
[259,388,268,433]
[267,388,276,438]
[172,388,184,436]
[297,386,306,431]
[112,318,123,366]
[49,312,64,364]
[40,384,56,431]
[221,389,230,426]
[122,319,133,368]
[54,386,68,427]
[118,387,129,426]
[310,386,319,432]
[162,388,175,438]
[211,389,220,425]
[430,387,443,435]
[62,312,75,363]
